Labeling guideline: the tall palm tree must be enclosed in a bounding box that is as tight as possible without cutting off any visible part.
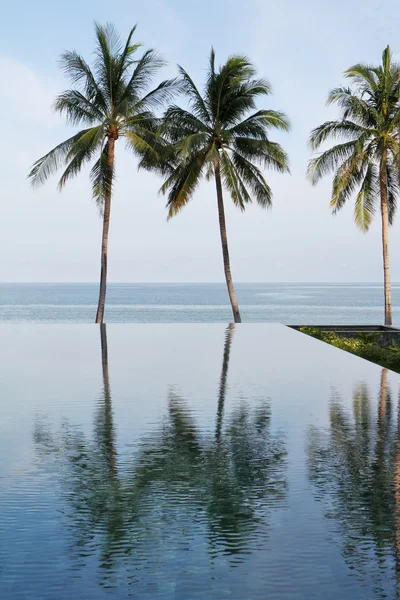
[308,46,400,326]
[158,50,290,323]
[28,23,175,323]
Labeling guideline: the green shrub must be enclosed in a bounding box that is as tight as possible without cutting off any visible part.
[298,327,400,374]
[357,332,380,345]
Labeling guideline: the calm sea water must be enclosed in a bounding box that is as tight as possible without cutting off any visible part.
[1,324,400,599]
[0,282,399,324]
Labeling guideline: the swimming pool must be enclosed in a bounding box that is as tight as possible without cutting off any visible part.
[1,324,398,599]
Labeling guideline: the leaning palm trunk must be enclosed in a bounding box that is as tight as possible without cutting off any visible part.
[96,137,115,324]
[380,150,392,326]
[215,162,241,323]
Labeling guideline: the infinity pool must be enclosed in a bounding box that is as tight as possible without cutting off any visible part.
[1,324,399,599]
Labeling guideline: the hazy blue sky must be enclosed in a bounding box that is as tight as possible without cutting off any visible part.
[2,0,400,282]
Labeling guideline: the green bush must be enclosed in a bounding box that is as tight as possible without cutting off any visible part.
[299,327,400,374]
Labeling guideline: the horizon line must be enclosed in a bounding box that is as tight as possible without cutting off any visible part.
[0,281,393,285]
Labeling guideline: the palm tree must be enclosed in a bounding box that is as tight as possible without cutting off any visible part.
[28,23,176,323]
[158,50,290,323]
[308,46,400,326]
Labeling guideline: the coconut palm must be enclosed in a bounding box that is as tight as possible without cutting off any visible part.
[158,50,290,323]
[308,46,400,326]
[28,23,176,323]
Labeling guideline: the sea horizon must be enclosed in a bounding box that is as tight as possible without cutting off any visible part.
[0,282,397,325]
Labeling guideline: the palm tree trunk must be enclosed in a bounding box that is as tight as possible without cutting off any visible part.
[214,161,241,323]
[95,137,115,324]
[379,149,392,326]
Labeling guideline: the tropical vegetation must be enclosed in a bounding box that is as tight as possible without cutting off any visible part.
[299,326,400,373]
[307,46,400,326]
[28,23,176,323]
[155,49,290,323]
[27,24,400,327]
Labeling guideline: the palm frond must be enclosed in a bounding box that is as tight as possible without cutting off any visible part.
[54,90,104,125]
[94,22,122,109]
[327,88,379,126]
[126,122,174,175]
[308,120,370,150]
[354,163,378,231]
[208,55,257,121]
[115,25,141,80]
[59,50,108,112]
[307,140,361,185]
[28,129,97,187]
[58,126,104,189]
[229,110,289,137]
[204,147,221,181]
[116,48,165,110]
[386,160,399,225]
[163,106,210,141]
[219,79,272,126]
[344,64,378,92]
[177,65,210,123]
[161,149,208,218]
[231,151,273,208]
[220,150,249,210]
[136,78,180,112]
[331,152,368,213]
[90,141,114,208]
[234,138,289,172]
[175,132,210,160]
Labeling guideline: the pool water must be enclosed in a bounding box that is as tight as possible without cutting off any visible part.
[1,324,399,599]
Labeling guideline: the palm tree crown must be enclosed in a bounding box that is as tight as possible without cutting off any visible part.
[308,46,400,231]
[160,49,290,217]
[29,22,174,203]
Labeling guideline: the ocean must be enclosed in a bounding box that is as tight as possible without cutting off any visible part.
[0,282,398,324]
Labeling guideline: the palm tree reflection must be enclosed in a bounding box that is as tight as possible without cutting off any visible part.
[35,325,125,576]
[308,368,400,597]
[34,324,287,582]
[216,323,235,441]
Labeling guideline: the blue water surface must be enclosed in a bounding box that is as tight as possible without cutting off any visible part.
[0,282,399,323]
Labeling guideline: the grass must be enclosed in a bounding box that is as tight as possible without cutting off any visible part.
[299,327,400,374]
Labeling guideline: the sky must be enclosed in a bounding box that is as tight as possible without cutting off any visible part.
[1,0,400,283]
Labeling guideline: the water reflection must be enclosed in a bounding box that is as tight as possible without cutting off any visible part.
[34,324,287,588]
[308,368,400,598]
